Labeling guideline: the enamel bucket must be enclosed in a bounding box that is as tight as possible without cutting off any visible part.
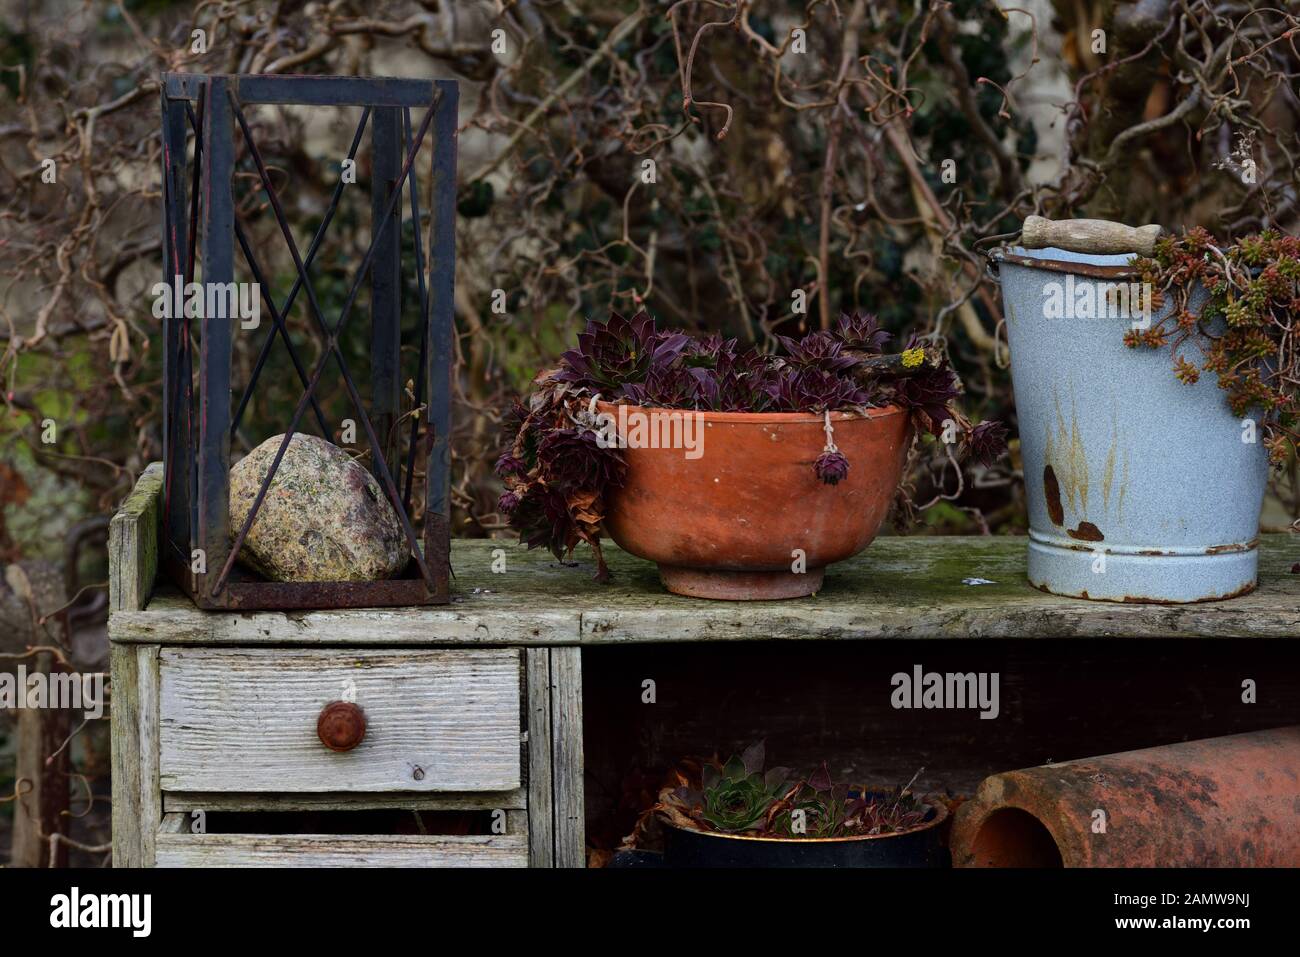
[991,242,1268,603]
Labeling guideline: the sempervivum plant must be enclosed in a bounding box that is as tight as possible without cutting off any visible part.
[699,748,792,832]
[655,742,931,839]
[1127,228,1300,464]
[497,309,1006,579]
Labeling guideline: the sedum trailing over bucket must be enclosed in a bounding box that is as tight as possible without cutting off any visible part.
[497,309,1006,579]
[1128,229,1300,464]
[654,741,931,839]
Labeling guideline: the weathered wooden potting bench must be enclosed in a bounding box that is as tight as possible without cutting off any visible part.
[109,464,1300,867]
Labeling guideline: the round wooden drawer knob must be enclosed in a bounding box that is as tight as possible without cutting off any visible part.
[317,701,366,752]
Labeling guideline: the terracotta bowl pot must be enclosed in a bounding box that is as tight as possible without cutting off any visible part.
[597,401,912,599]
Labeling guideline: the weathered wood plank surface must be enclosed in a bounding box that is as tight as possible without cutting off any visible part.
[550,647,585,868]
[136,645,161,865]
[111,643,161,866]
[158,648,520,793]
[109,643,143,867]
[112,535,1300,642]
[108,461,162,613]
[161,789,527,812]
[525,648,555,868]
[153,832,528,867]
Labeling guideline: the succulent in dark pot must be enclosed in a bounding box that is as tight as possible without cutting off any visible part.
[624,742,950,868]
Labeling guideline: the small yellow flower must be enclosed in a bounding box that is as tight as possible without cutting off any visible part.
[901,347,925,369]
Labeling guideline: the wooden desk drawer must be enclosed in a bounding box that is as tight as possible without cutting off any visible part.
[158,648,521,793]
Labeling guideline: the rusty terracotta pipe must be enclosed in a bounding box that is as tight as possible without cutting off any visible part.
[950,726,1300,867]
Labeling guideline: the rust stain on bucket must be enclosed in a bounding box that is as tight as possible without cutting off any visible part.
[1067,521,1104,542]
[1043,465,1064,526]
[1046,392,1090,514]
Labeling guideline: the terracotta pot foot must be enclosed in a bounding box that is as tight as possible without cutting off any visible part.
[656,565,825,600]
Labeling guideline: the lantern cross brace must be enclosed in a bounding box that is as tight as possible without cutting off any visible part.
[231,220,333,438]
[215,101,376,439]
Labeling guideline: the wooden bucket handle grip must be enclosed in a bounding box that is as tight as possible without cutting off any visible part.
[1021,215,1164,257]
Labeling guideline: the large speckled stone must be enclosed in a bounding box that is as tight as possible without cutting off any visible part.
[229,434,408,582]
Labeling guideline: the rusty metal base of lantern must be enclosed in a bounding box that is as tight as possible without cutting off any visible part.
[162,548,450,612]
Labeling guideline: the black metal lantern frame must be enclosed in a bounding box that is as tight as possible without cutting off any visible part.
[158,73,456,610]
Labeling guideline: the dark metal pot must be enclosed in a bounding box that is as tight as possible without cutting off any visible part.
[658,797,949,868]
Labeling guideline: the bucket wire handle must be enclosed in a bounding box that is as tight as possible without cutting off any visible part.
[974,230,1021,251]
[976,230,1021,280]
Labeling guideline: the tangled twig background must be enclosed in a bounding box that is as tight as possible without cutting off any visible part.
[2,0,1300,562]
